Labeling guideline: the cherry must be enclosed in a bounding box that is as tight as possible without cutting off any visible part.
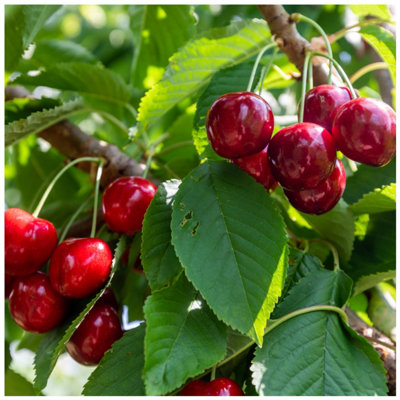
[8,272,70,333]
[180,378,243,396]
[284,159,346,215]
[101,176,157,234]
[206,91,274,158]
[5,273,16,299]
[267,122,337,190]
[96,288,120,312]
[332,97,396,166]
[5,208,58,276]
[302,85,351,132]
[49,238,112,299]
[65,302,123,366]
[232,144,278,192]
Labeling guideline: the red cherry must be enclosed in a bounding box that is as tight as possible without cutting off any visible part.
[332,97,396,166]
[180,380,208,396]
[232,144,278,192]
[206,92,274,158]
[5,208,58,276]
[207,378,244,396]
[65,302,123,366]
[5,273,16,299]
[302,85,351,132]
[96,288,120,312]
[49,238,112,299]
[284,159,346,215]
[267,122,337,190]
[101,177,157,234]
[8,272,70,333]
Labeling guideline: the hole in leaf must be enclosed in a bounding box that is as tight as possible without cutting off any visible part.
[191,221,200,236]
[180,210,193,227]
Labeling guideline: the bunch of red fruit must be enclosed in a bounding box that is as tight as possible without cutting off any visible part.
[206,86,396,215]
[5,176,157,365]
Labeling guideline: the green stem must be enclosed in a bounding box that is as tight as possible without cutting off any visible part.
[246,43,277,92]
[257,47,278,95]
[157,141,193,156]
[90,159,104,238]
[210,365,217,381]
[350,62,388,84]
[307,55,314,90]
[32,157,103,218]
[292,13,333,84]
[142,146,155,179]
[299,51,312,123]
[309,238,340,270]
[310,51,357,98]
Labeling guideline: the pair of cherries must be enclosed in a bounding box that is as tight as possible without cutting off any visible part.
[180,377,243,396]
[206,85,396,215]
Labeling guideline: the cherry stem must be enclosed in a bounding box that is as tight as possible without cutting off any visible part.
[310,51,357,98]
[90,159,105,238]
[308,238,340,270]
[32,156,104,218]
[257,47,278,95]
[307,55,314,90]
[299,51,312,123]
[142,145,155,179]
[210,365,217,381]
[350,62,388,84]
[246,42,277,92]
[291,13,333,84]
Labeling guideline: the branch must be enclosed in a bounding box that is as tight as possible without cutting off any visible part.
[257,5,341,85]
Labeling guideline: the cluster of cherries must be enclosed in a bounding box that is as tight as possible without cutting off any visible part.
[206,85,396,214]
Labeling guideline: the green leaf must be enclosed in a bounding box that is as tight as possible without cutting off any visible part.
[349,5,393,20]
[34,235,127,391]
[359,25,396,85]
[193,61,261,159]
[5,369,39,396]
[344,211,395,295]
[83,324,146,396]
[137,19,271,133]
[171,161,288,345]
[300,199,355,262]
[350,183,395,215]
[343,158,395,205]
[368,287,396,339]
[5,99,84,147]
[141,180,183,291]
[5,5,61,71]
[130,5,196,89]
[143,274,227,395]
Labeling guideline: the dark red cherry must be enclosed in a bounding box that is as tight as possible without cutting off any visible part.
[180,380,208,396]
[232,144,278,192]
[206,91,274,158]
[302,85,351,132]
[8,272,70,333]
[96,288,120,312]
[5,273,16,299]
[207,378,244,396]
[49,238,112,299]
[284,159,346,215]
[332,97,396,166]
[65,302,123,366]
[267,122,337,190]
[101,177,157,234]
[5,208,58,276]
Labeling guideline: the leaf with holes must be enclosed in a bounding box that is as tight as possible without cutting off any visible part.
[33,235,127,390]
[83,324,146,396]
[171,161,288,345]
[143,274,227,395]
[350,183,395,215]
[141,179,183,291]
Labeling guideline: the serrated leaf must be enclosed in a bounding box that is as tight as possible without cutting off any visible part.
[300,199,355,262]
[5,5,61,71]
[350,183,395,215]
[83,324,146,396]
[5,99,84,147]
[171,161,288,345]
[137,19,271,134]
[143,274,227,395]
[141,180,183,291]
[349,4,393,21]
[34,235,127,391]
[359,25,396,85]
[343,158,395,204]
[193,61,261,159]
[130,5,196,89]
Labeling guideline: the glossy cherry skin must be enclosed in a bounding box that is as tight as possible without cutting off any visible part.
[232,144,278,192]
[5,273,16,299]
[332,97,396,166]
[180,378,243,396]
[49,238,112,299]
[8,272,70,333]
[267,122,337,190]
[284,159,346,215]
[180,380,208,396]
[303,85,351,132]
[65,303,123,366]
[206,91,274,158]
[5,208,58,276]
[96,288,120,312]
[101,177,157,234]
